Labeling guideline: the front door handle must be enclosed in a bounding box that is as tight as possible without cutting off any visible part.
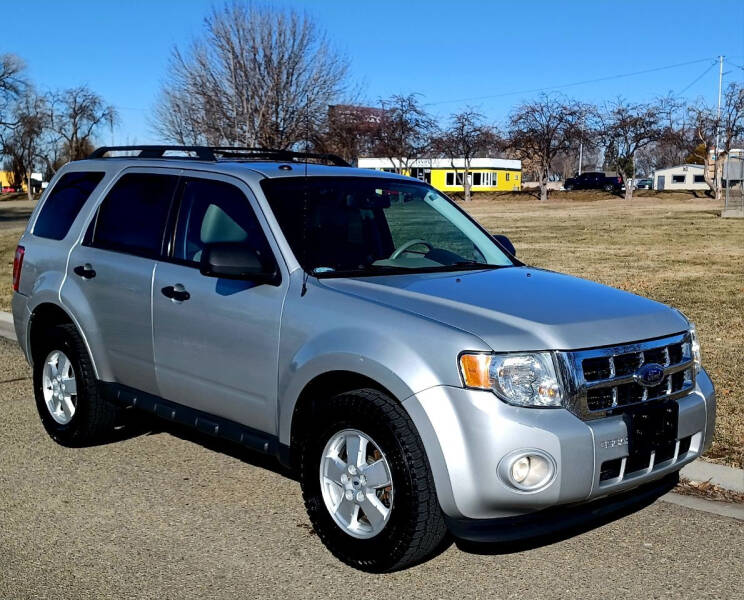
[73,264,96,279]
[161,284,191,302]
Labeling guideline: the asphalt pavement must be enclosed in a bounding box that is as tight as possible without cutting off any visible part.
[1,336,743,600]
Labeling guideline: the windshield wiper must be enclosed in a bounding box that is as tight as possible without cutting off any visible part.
[451,261,510,270]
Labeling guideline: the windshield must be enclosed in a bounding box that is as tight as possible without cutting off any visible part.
[261,177,515,276]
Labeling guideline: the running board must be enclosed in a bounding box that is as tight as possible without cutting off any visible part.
[99,381,290,464]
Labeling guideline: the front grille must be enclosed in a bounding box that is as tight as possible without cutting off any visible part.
[565,333,695,418]
[598,434,694,484]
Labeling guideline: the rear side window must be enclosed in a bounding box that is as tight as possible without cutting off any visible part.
[34,171,105,240]
[91,173,178,258]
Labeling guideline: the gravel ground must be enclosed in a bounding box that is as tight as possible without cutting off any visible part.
[1,337,743,600]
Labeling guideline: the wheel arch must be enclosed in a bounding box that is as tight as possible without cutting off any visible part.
[285,369,403,470]
[27,302,101,379]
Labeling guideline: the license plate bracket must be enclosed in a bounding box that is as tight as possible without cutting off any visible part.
[623,400,678,457]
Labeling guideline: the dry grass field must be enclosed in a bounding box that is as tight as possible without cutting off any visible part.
[0,192,742,466]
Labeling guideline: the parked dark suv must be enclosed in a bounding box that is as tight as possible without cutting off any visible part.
[564,172,623,192]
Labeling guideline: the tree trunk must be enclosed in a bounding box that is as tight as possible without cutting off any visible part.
[26,172,33,202]
[714,154,726,202]
[463,167,471,201]
[702,152,717,198]
[539,167,549,202]
[621,169,633,201]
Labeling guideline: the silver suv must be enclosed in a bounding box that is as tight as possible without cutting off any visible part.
[11,146,715,572]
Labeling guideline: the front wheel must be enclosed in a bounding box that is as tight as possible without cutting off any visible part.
[300,389,448,572]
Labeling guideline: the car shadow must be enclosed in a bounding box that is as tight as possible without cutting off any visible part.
[453,474,677,556]
[136,413,299,481]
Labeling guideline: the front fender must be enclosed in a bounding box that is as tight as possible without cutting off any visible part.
[277,327,435,445]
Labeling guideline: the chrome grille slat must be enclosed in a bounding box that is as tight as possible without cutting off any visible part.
[559,332,695,420]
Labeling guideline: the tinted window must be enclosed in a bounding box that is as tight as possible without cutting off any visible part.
[262,177,512,275]
[173,178,274,266]
[92,173,178,258]
[34,172,105,240]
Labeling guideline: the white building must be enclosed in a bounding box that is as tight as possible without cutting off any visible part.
[653,164,709,191]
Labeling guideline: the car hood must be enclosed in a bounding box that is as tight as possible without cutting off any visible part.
[319,267,688,352]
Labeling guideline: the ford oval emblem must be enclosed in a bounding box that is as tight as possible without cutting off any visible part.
[636,363,665,387]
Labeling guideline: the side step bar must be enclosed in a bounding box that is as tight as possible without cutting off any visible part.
[99,381,291,465]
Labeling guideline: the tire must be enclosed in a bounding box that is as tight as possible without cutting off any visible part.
[564,184,574,191]
[300,388,448,572]
[32,323,119,446]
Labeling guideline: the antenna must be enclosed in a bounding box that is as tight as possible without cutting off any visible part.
[300,95,311,297]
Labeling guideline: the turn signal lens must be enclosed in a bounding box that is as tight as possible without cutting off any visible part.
[459,353,492,389]
[689,323,702,374]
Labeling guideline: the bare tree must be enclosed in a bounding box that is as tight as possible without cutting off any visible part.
[46,86,117,166]
[152,2,348,149]
[600,99,667,201]
[625,97,693,178]
[431,109,499,201]
[507,94,589,201]
[0,53,26,128]
[690,83,744,200]
[374,94,435,174]
[315,104,384,164]
[3,90,48,199]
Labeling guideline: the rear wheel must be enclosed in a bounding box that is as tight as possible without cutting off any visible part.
[603,183,615,192]
[300,388,448,572]
[33,324,119,446]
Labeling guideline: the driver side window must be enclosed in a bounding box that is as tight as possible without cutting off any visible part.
[173,178,274,268]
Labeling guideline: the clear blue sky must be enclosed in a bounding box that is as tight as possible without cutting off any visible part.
[8,0,744,144]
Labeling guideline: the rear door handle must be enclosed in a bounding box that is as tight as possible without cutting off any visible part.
[161,284,191,302]
[73,264,96,279]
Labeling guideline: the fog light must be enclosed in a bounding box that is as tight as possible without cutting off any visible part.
[502,451,555,491]
[511,456,531,483]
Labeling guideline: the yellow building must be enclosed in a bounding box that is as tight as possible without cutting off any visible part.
[357,158,522,192]
[0,171,18,189]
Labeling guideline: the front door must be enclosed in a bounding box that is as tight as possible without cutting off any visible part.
[657,175,665,190]
[152,174,286,434]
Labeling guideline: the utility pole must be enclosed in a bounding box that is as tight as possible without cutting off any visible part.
[714,55,724,200]
[715,55,724,157]
[578,140,583,175]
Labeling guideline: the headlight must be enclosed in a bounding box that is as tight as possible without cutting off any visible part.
[459,352,564,407]
[689,323,701,373]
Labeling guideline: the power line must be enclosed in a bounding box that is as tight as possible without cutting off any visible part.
[426,57,718,106]
[677,59,719,95]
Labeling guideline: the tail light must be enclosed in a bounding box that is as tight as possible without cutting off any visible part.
[12,245,24,292]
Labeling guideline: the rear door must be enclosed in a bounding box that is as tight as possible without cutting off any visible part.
[152,173,287,434]
[63,170,179,394]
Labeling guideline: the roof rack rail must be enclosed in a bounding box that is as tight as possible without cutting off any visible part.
[87,145,350,167]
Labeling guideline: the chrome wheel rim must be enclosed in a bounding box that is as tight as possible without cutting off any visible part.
[319,428,394,539]
[41,350,78,425]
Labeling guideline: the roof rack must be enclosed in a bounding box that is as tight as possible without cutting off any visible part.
[87,145,350,167]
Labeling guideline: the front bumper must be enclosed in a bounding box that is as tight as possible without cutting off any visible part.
[402,368,715,523]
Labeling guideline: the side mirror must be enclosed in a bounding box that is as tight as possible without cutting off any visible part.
[200,242,279,284]
[493,234,516,256]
